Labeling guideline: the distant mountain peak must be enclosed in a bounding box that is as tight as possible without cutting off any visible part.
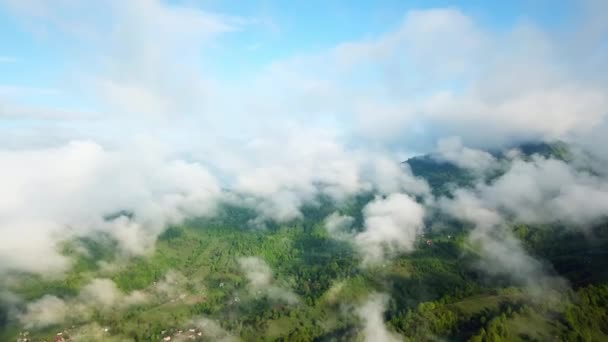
[405,140,572,196]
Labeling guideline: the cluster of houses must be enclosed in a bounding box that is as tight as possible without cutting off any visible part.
[161,328,204,341]
[17,326,206,342]
[168,293,188,303]
[421,232,453,247]
[16,331,30,342]
[52,331,73,342]
[16,330,74,342]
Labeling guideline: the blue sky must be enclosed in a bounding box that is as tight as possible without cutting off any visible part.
[0,0,575,94]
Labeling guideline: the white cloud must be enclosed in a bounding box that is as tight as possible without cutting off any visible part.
[445,156,608,227]
[18,295,68,329]
[0,141,220,275]
[324,212,355,240]
[355,193,425,265]
[333,8,483,75]
[1,0,244,125]
[434,136,497,173]
[440,188,568,293]
[436,152,608,292]
[238,257,273,288]
[18,278,146,328]
[240,7,608,150]
[238,257,298,304]
[470,225,567,292]
[324,191,428,265]
[220,130,429,223]
[1,3,606,152]
[439,189,502,229]
[90,0,242,120]
[78,278,122,308]
[356,293,402,342]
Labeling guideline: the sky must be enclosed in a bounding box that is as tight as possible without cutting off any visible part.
[0,1,576,85]
[1,0,603,154]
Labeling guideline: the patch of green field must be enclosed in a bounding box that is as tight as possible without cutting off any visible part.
[505,311,557,342]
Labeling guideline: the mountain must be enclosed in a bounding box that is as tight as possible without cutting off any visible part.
[405,141,572,196]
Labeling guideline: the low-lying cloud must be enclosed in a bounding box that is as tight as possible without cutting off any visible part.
[18,278,146,329]
[0,141,221,275]
[324,212,355,240]
[442,154,608,228]
[356,293,402,342]
[324,193,427,265]
[223,132,429,225]
[18,295,68,329]
[355,193,425,265]
[436,150,607,291]
[238,257,299,304]
[434,136,497,173]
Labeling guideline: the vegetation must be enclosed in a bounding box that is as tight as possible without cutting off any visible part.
[1,143,607,341]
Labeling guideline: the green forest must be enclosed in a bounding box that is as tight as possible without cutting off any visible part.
[1,144,607,342]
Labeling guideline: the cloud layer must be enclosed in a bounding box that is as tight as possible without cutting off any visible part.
[441,155,608,228]
[436,149,608,291]
[0,140,220,274]
[18,278,146,328]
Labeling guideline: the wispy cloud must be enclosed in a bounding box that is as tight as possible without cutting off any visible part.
[18,278,146,328]
[356,293,402,342]
[238,257,299,304]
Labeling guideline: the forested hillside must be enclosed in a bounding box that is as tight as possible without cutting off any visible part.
[1,142,607,342]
